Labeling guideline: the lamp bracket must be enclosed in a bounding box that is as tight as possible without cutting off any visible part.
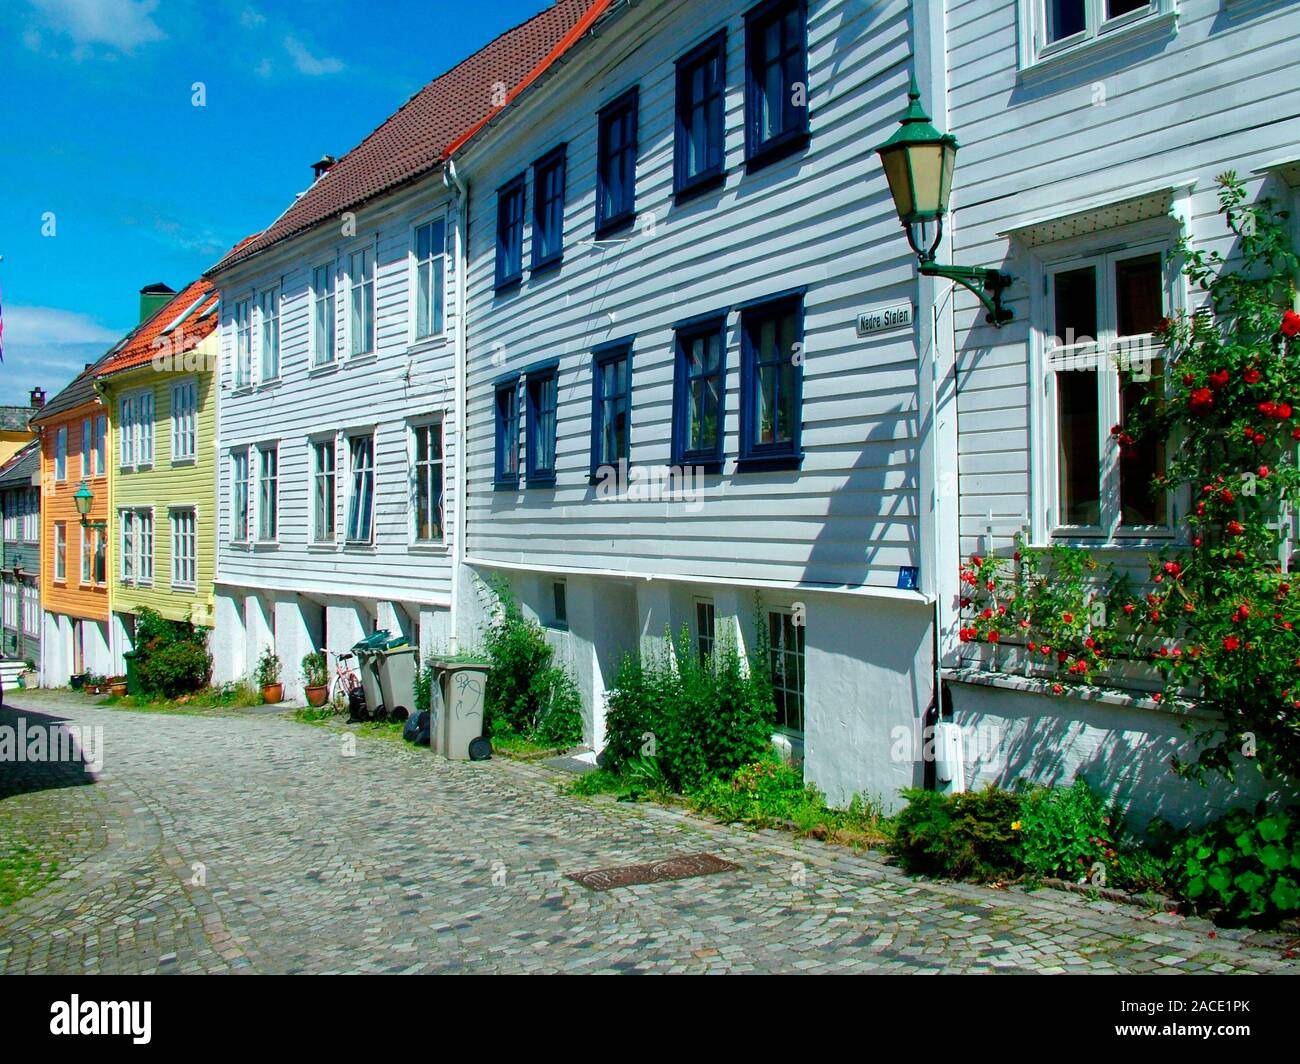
[919,261,1014,327]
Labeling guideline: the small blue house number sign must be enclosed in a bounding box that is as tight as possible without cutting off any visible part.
[856,302,914,336]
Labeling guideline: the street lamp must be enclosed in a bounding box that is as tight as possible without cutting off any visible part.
[73,480,106,530]
[877,77,1013,326]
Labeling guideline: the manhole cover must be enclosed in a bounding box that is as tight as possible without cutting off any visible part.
[566,852,739,891]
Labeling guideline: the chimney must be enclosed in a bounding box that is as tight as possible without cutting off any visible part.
[312,154,337,181]
[139,282,176,323]
[28,387,45,409]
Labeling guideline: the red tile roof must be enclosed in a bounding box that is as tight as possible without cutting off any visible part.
[210,0,611,276]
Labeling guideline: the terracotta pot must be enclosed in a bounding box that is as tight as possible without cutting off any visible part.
[261,682,284,704]
[109,682,128,696]
[304,684,329,707]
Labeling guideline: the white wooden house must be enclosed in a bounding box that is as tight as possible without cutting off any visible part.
[207,0,605,700]
[930,0,1300,822]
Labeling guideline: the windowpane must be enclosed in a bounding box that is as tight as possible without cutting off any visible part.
[748,0,807,157]
[1046,0,1087,42]
[414,423,444,541]
[349,249,374,356]
[769,610,805,733]
[232,451,250,541]
[595,353,630,468]
[743,300,801,459]
[496,382,520,484]
[260,287,280,379]
[259,447,278,541]
[676,34,725,191]
[527,372,558,481]
[696,600,716,666]
[415,221,445,338]
[677,324,724,461]
[598,91,638,232]
[532,151,566,268]
[347,436,375,542]
[1057,371,1101,526]
[1120,370,1165,525]
[235,300,252,386]
[1115,253,1163,336]
[313,265,335,365]
[314,440,336,542]
[1106,0,1149,18]
[496,178,525,287]
[1053,265,1098,345]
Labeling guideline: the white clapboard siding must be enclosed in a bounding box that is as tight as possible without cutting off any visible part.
[946,0,1300,557]
[458,0,924,592]
[214,177,459,606]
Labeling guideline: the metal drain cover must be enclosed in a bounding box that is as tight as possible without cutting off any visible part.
[566,852,739,891]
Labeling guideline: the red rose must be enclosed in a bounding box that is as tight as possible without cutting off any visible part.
[1122,604,1135,615]
[1219,488,1234,504]
[1223,636,1241,651]
[1188,387,1215,414]
[982,608,994,619]
[1259,465,1271,478]
[1279,403,1294,419]
[987,630,1000,643]
[1226,520,1244,536]
[1051,684,1063,695]
[1258,401,1278,417]
[1282,310,1300,338]
[1244,368,1262,384]
[1062,612,1074,623]
[1208,369,1230,389]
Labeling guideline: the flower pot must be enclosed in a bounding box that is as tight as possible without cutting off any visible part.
[261,682,284,704]
[70,673,87,691]
[109,682,128,697]
[304,684,329,707]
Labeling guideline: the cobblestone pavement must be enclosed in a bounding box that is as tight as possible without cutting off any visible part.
[0,691,1296,975]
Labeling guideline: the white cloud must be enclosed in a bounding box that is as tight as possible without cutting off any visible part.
[284,35,343,76]
[255,56,273,79]
[3,305,121,347]
[239,6,266,29]
[28,0,166,54]
[0,306,125,406]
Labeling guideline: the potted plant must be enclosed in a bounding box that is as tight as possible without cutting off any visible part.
[19,659,37,689]
[107,675,128,697]
[301,651,329,707]
[70,672,88,691]
[84,673,102,694]
[256,646,283,704]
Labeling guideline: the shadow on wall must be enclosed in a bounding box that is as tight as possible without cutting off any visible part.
[0,704,99,800]
[951,680,1300,830]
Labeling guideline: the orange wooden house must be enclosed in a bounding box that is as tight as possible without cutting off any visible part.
[30,361,113,685]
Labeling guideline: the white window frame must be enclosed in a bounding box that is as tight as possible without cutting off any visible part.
[767,606,806,736]
[409,216,447,344]
[346,244,376,358]
[312,262,338,368]
[55,426,67,481]
[233,297,253,388]
[170,507,198,590]
[409,418,445,545]
[170,377,198,463]
[81,418,91,478]
[695,597,716,666]
[1031,227,1183,544]
[22,579,39,635]
[54,520,67,582]
[257,443,279,544]
[23,488,38,542]
[2,578,15,630]
[1018,0,1175,69]
[93,414,106,476]
[311,434,338,545]
[118,509,153,586]
[118,387,154,470]
[231,448,251,544]
[259,284,281,382]
[346,432,376,544]
[80,523,90,585]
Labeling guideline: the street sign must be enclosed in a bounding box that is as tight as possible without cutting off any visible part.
[856,301,914,336]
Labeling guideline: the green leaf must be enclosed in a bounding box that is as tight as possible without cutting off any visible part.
[1259,844,1289,871]
[1257,816,1287,842]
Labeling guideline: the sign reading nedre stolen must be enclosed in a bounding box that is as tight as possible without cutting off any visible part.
[856,302,914,336]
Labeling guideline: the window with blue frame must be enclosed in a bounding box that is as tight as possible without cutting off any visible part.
[494,377,521,488]
[739,293,803,468]
[674,31,727,201]
[495,174,525,289]
[590,342,632,476]
[531,146,567,271]
[526,363,559,485]
[672,315,727,469]
[744,0,810,169]
[597,88,639,237]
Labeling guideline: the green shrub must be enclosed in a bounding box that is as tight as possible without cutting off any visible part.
[413,659,436,715]
[301,651,327,689]
[603,629,773,792]
[481,580,583,747]
[254,646,281,687]
[891,786,1023,882]
[131,607,212,699]
[1172,804,1300,924]
[1016,779,1120,881]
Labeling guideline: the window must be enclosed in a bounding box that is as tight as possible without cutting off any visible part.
[597,88,639,237]
[769,609,805,733]
[348,247,375,356]
[313,438,337,543]
[413,421,444,543]
[258,445,279,541]
[696,599,716,665]
[23,581,39,635]
[234,298,252,386]
[744,0,809,169]
[2,580,14,629]
[171,378,198,462]
[171,508,197,589]
[346,434,375,543]
[93,415,106,475]
[54,521,66,581]
[495,174,526,289]
[119,389,154,468]
[494,378,521,489]
[91,525,106,584]
[313,264,336,366]
[552,581,568,629]
[81,418,91,477]
[1027,0,1165,63]
[526,364,558,484]
[23,489,38,542]
[531,146,567,272]
[119,509,154,585]
[675,31,727,200]
[259,285,280,380]
[1046,246,1170,534]
[231,449,250,542]
[739,292,803,467]
[413,219,446,339]
[80,524,91,584]
[591,343,632,476]
[672,315,727,468]
[55,427,67,481]
[1,496,13,540]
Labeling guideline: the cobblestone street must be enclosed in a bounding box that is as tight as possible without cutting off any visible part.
[0,691,1295,975]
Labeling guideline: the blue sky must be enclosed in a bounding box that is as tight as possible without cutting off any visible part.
[0,0,554,406]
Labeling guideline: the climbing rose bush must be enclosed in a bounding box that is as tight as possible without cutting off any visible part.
[958,174,1300,783]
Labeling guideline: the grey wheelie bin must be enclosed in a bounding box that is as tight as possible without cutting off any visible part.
[375,641,417,721]
[351,630,398,719]
[429,659,491,759]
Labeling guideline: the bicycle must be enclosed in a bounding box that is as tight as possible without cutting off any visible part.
[325,648,364,717]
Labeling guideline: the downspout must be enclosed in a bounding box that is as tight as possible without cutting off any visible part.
[443,158,469,655]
